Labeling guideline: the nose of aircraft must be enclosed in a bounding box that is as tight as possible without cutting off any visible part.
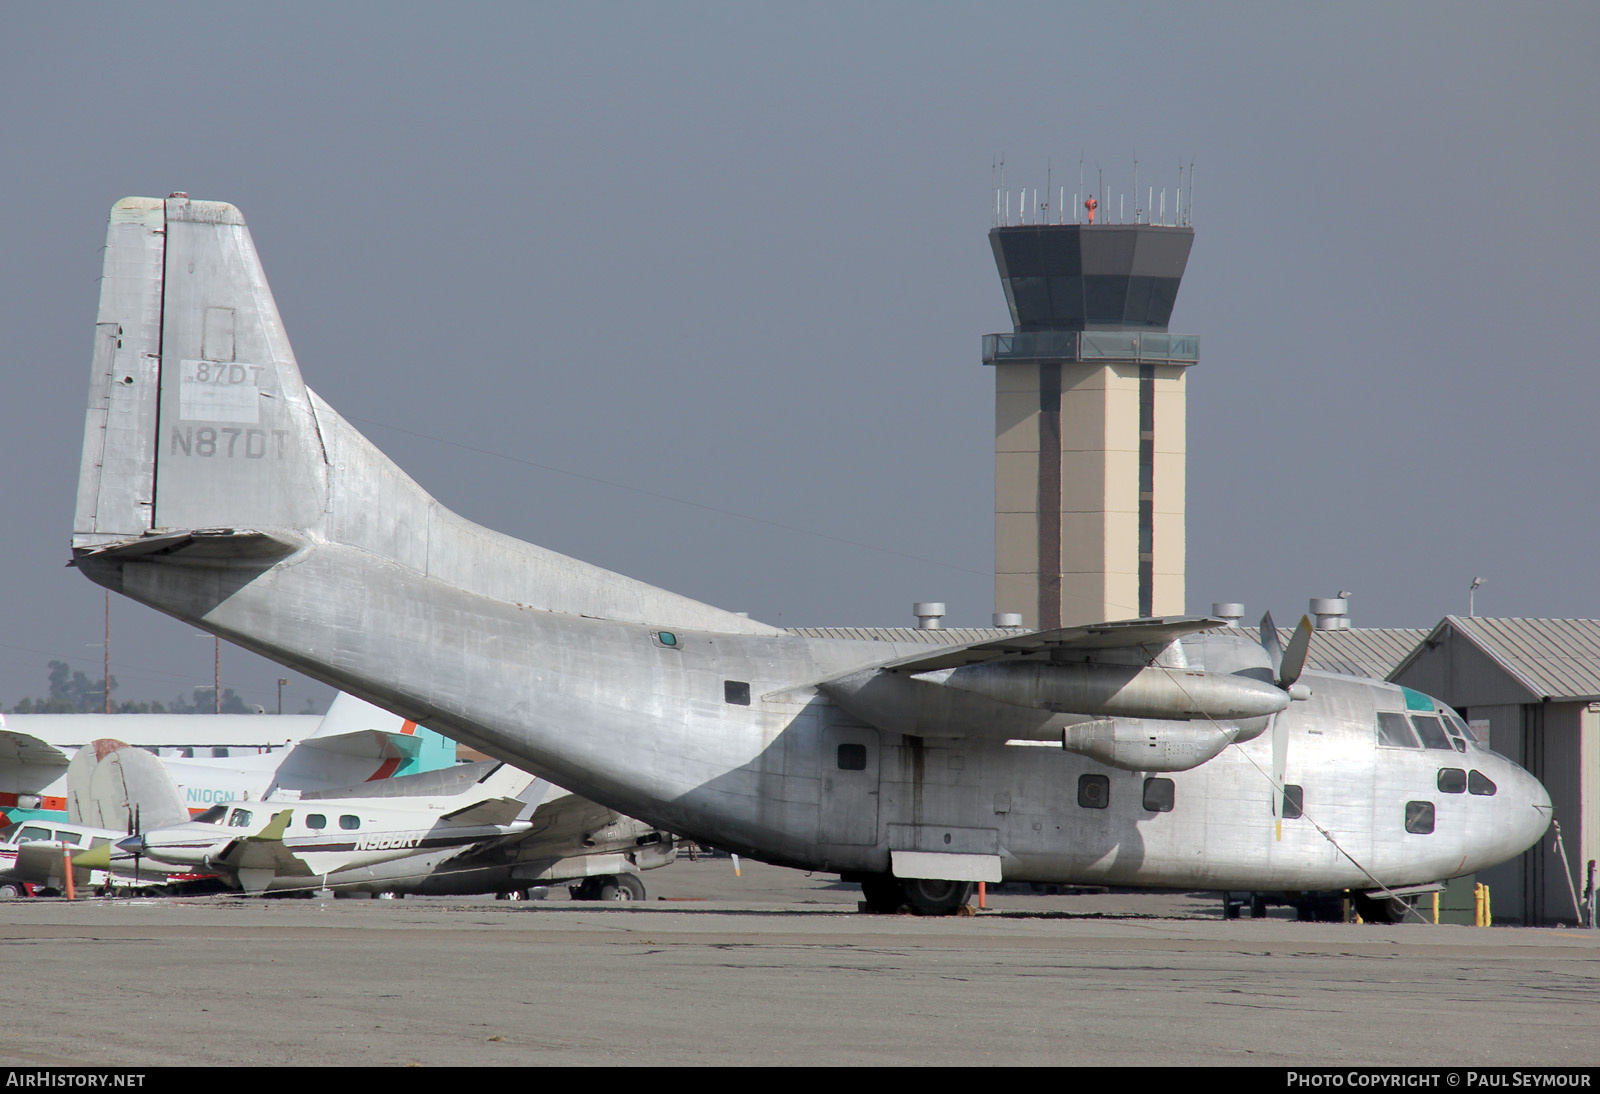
[116,835,146,856]
[1494,757,1553,865]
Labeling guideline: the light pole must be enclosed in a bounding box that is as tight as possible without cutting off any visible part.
[1469,576,1484,618]
[277,678,290,716]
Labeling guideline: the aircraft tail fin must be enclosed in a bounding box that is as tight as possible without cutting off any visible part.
[74,197,776,635]
[75,196,329,551]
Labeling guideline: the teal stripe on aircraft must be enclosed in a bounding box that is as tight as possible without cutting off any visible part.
[1402,687,1435,712]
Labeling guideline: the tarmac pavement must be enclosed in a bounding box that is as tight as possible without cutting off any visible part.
[1,859,1596,1067]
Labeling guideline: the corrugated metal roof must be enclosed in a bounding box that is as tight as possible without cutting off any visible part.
[1395,617,1600,702]
[1224,626,1427,680]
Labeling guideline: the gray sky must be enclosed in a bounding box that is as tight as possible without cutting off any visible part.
[2,2,1596,713]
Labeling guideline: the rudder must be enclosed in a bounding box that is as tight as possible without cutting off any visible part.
[74,196,329,551]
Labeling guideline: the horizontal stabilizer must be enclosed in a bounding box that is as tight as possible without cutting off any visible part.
[72,529,297,563]
[0,731,70,769]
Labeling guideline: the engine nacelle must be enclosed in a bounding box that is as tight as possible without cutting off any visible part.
[1062,717,1263,772]
[916,661,1290,722]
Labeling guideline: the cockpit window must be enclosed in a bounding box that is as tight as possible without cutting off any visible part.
[193,805,228,825]
[16,826,53,844]
[1468,770,1497,796]
[1409,715,1452,750]
[1437,768,1466,794]
[227,808,254,828]
[1377,712,1420,748]
[1443,713,1476,748]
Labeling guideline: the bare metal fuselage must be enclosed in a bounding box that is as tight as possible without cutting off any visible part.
[81,544,1547,893]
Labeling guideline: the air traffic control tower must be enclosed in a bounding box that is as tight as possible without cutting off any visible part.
[985,220,1197,629]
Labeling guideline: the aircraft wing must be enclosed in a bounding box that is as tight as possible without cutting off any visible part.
[875,616,1224,674]
[447,788,652,866]
[213,810,313,891]
[440,796,527,826]
[0,730,71,770]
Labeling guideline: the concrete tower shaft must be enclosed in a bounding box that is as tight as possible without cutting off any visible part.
[985,223,1197,630]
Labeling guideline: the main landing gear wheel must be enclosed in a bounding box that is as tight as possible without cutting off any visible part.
[1351,891,1410,924]
[858,875,975,916]
[571,874,643,902]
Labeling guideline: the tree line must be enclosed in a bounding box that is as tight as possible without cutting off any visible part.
[6,660,257,715]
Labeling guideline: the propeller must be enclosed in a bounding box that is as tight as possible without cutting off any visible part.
[1259,612,1315,839]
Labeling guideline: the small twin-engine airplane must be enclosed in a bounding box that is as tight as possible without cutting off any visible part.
[81,762,533,895]
[67,196,1552,915]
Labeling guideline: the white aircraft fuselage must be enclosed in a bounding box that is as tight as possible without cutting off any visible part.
[67,197,1552,911]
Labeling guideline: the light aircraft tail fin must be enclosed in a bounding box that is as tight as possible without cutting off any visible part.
[74,196,775,635]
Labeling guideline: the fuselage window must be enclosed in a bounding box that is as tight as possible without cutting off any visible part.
[1078,773,1109,809]
[836,744,867,771]
[228,808,253,828]
[1142,777,1175,813]
[339,815,361,831]
[1437,768,1466,794]
[1468,770,1497,796]
[211,747,230,758]
[724,680,751,706]
[1409,715,1452,750]
[1281,784,1304,820]
[305,814,327,830]
[15,826,52,844]
[1405,800,1435,834]
[1377,712,1420,748]
[56,831,83,846]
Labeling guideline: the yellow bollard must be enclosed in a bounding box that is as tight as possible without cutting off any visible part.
[1432,891,1439,924]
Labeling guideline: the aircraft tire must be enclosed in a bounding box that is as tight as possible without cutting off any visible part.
[858,874,904,914]
[0,882,25,900]
[902,878,975,916]
[619,874,646,901]
[595,877,625,901]
[1351,892,1409,924]
[858,875,974,916]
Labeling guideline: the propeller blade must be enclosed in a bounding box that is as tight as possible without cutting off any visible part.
[1258,611,1282,677]
[1279,615,1314,689]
